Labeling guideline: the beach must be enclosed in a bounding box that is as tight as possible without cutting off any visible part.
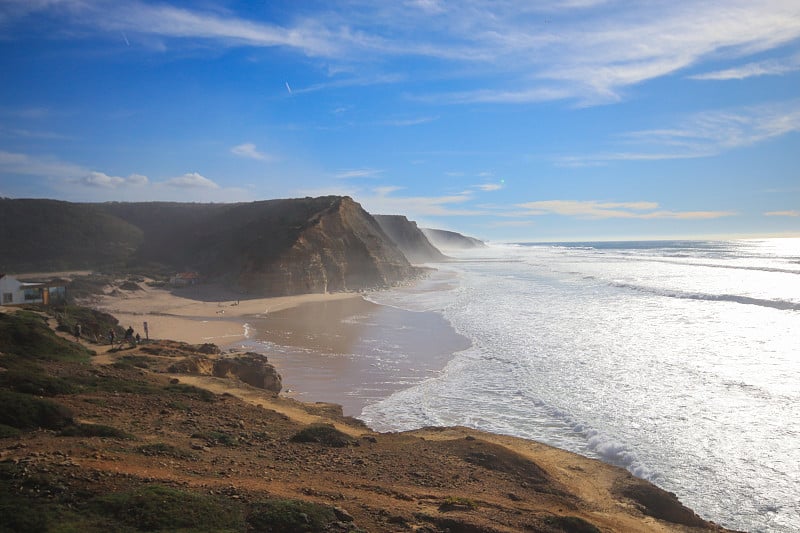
[92,281,470,416]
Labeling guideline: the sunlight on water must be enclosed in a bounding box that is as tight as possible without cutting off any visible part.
[362,240,800,532]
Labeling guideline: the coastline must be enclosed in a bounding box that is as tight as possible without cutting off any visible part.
[92,280,470,417]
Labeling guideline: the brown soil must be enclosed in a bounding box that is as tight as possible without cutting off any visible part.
[2,326,735,532]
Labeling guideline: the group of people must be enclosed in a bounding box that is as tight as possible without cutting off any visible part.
[107,325,140,348]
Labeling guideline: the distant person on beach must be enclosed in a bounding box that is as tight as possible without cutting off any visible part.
[108,329,116,347]
[74,323,81,341]
[125,326,134,346]
[135,333,141,345]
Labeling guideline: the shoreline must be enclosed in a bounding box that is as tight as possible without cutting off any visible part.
[92,280,470,418]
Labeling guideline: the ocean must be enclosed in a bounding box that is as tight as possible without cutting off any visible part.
[354,239,800,532]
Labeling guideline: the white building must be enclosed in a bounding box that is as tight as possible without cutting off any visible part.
[0,274,66,306]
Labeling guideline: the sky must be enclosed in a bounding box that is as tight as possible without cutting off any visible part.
[1,0,799,242]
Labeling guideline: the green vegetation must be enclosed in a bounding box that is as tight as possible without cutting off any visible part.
[439,496,478,512]
[0,360,77,396]
[246,499,338,532]
[53,304,124,345]
[0,390,73,430]
[191,430,239,447]
[290,423,355,447]
[112,355,157,369]
[90,485,245,532]
[0,424,21,439]
[60,423,132,439]
[0,311,91,362]
[165,382,216,402]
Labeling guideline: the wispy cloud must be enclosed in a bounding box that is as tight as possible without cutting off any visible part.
[164,172,220,189]
[82,171,149,188]
[0,150,87,179]
[334,168,384,179]
[560,99,800,165]
[231,142,269,160]
[7,1,800,105]
[474,183,504,191]
[380,116,439,127]
[765,210,800,217]
[517,200,735,220]
[690,53,800,80]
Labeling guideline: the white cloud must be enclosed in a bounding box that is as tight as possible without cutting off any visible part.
[231,142,269,160]
[8,1,800,105]
[334,168,384,179]
[690,53,800,80]
[560,99,800,165]
[0,150,86,179]
[765,210,800,217]
[82,171,149,188]
[475,183,504,191]
[380,116,439,127]
[359,186,483,217]
[517,200,735,220]
[164,172,220,189]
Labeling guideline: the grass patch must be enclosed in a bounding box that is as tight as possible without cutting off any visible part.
[165,383,216,402]
[246,499,338,532]
[89,485,244,532]
[0,361,77,396]
[52,304,124,345]
[191,430,239,447]
[73,374,161,396]
[439,496,478,512]
[0,311,91,362]
[136,443,196,460]
[0,390,73,430]
[60,423,132,439]
[290,423,355,448]
[112,355,156,369]
[0,424,21,439]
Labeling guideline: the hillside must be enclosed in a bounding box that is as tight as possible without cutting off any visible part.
[0,198,144,272]
[0,307,732,533]
[374,215,449,264]
[1,197,423,296]
[422,228,486,250]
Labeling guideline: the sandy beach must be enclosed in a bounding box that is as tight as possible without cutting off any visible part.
[92,282,363,346]
[92,281,470,417]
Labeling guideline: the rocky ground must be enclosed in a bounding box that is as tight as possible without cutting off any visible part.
[0,307,735,532]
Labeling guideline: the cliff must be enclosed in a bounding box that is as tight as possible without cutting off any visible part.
[422,227,486,250]
[373,214,449,264]
[0,196,422,296]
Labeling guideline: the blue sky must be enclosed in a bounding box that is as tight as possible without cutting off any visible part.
[1,0,799,242]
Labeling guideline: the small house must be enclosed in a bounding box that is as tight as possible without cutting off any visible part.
[0,274,67,306]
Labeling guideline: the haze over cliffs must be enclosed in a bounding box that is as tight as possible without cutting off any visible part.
[421,228,486,250]
[373,214,449,264]
[0,196,428,296]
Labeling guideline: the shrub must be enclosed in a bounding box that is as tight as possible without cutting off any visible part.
[0,424,21,439]
[191,431,238,447]
[247,499,337,532]
[0,311,90,362]
[439,496,478,512]
[165,383,216,402]
[0,362,77,396]
[90,485,244,532]
[290,423,355,447]
[0,390,73,430]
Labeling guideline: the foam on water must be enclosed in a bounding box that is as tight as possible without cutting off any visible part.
[361,239,800,532]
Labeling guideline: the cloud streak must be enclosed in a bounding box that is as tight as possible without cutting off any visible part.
[6,1,800,105]
[517,200,735,220]
[231,142,269,160]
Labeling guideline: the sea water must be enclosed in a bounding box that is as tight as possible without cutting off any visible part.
[360,239,800,532]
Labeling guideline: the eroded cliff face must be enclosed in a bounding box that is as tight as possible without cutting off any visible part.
[237,197,423,296]
[373,214,449,264]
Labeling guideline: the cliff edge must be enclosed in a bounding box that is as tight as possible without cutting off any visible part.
[374,214,449,264]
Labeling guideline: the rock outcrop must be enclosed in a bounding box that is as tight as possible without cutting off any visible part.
[421,228,486,250]
[373,214,449,264]
[168,352,282,393]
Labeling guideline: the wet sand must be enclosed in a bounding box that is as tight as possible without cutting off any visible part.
[237,297,471,416]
